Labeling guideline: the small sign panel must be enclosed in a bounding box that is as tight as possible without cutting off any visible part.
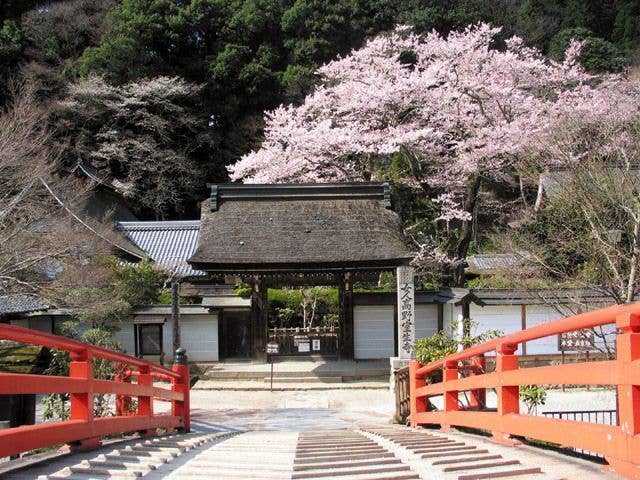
[293,334,308,347]
[312,339,321,351]
[297,339,310,353]
[266,342,279,354]
[558,330,595,352]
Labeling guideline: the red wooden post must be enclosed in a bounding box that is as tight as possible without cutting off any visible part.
[493,342,520,445]
[69,349,100,450]
[137,365,155,436]
[115,373,132,416]
[605,313,640,478]
[409,360,426,427]
[442,360,459,432]
[172,347,190,432]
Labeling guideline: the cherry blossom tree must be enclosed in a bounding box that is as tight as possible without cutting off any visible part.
[229,24,636,285]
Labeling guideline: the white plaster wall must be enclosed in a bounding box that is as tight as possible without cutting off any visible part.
[114,313,219,362]
[469,304,524,354]
[441,303,463,336]
[415,304,439,341]
[163,314,219,362]
[354,305,395,359]
[523,304,563,354]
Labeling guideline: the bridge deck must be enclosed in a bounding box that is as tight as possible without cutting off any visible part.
[3,424,617,480]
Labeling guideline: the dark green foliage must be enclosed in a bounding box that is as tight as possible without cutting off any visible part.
[0,20,22,62]
[0,0,636,221]
[549,27,625,71]
[397,0,517,38]
[613,1,640,54]
[516,0,565,51]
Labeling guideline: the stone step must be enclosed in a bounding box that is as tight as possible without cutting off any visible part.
[291,462,412,479]
[297,440,374,447]
[432,455,504,466]
[292,471,419,480]
[443,460,521,473]
[293,457,403,471]
[263,376,344,383]
[421,449,491,459]
[68,464,143,477]
[414,444,476,454]
[395,438,457,446]
[296,444,381,453]
[294,451,396,464]
[456,467,544,479]
[296,447,388,458]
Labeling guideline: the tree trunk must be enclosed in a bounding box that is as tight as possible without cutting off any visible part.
[452,176,482,287]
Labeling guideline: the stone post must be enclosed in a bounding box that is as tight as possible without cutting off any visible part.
[390,265,415,392]
[397,265,415,360]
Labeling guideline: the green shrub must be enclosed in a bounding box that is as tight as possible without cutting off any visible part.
[43,322,123,420]
[415,331,458,365]
[520,384,547,414]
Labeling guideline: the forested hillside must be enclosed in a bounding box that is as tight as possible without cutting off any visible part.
[1,0,640,297]
[1,0,638,220]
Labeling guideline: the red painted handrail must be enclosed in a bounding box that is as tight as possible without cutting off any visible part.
[0,323,190,458]
[409,301,640,479]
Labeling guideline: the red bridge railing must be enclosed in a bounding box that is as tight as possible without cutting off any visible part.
[409,302,640,479]
[0,323,190,459]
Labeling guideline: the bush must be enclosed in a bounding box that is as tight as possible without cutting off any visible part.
[549,28,626,72]
[415,331,458,365]
[43,321,123,420]
[520,384,547,414]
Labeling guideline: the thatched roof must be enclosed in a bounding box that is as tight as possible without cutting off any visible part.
[189,183,413,273]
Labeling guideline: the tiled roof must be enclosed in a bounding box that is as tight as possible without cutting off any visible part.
[0,294,49,315]
[190,183,413,272]
[471,288,617,305]
[117,221,204,277]
[466,253,529,275]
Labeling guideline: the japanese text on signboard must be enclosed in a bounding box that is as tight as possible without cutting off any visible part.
[558,330,595,352]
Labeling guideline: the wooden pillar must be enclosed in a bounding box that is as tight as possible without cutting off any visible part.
[604,313,640,478]
[69,349,100,451]
[520,304,527,355]
[409,360,426,427]
[493,342,521,445]
[171,280,181,357]
[441,360,459,432]
[251,276,268,361]
[339,272,354,359]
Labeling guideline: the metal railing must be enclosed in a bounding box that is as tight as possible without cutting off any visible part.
[409,302,640,479]
[542,409,618,458]
[0,323,190,459]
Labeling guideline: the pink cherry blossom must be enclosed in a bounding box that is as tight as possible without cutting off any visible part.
[228,23,639,266]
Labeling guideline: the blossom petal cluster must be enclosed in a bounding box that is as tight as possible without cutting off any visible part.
[229,23,636,222]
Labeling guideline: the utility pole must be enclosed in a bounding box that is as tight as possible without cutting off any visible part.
[172,280,181,357]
